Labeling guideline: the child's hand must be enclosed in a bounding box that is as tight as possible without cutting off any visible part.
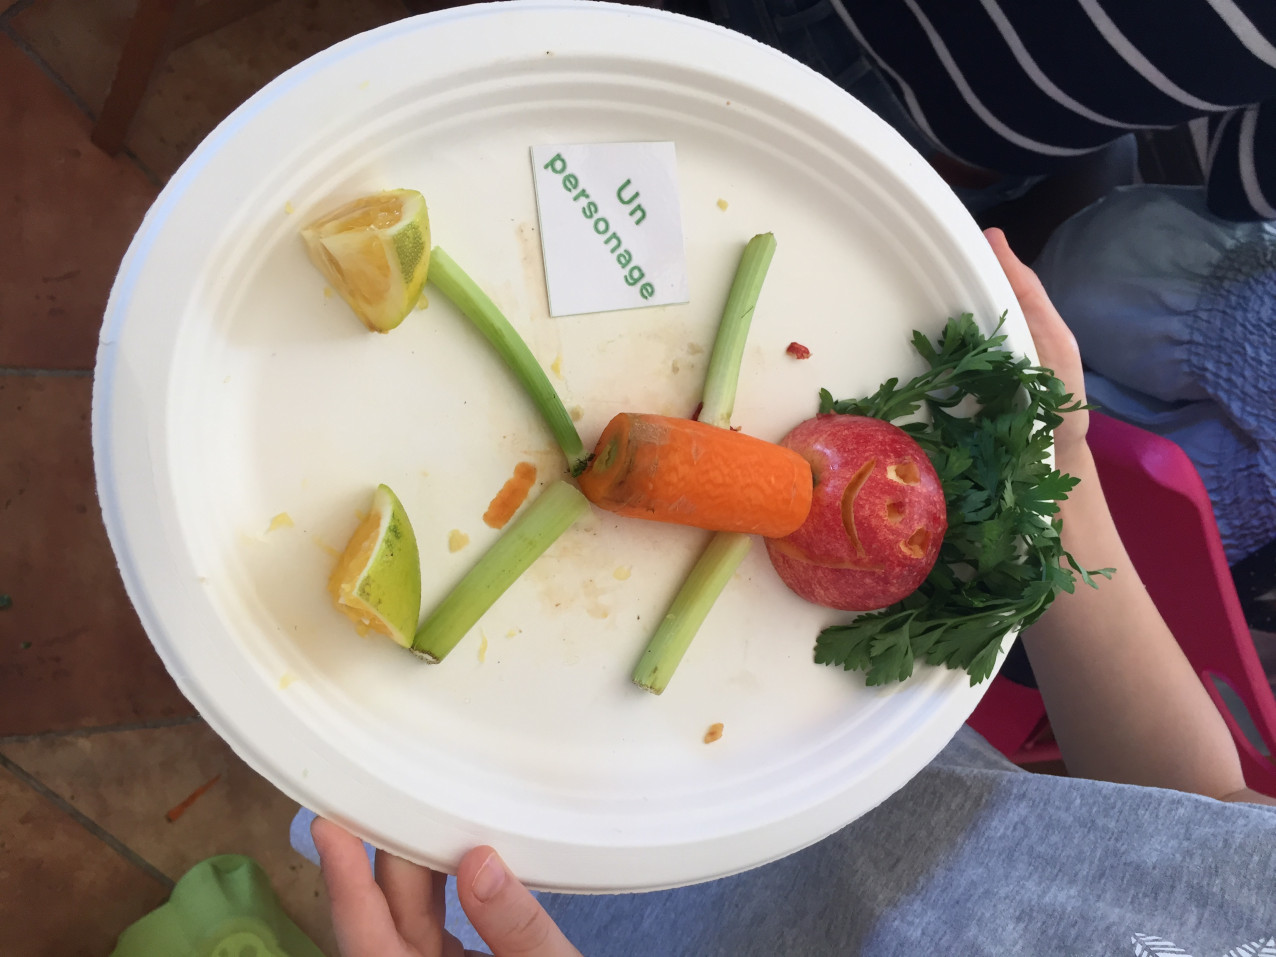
[984,227,1091,471]
[312,817,584,957]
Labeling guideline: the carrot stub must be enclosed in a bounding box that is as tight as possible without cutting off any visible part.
[577,412,813,538]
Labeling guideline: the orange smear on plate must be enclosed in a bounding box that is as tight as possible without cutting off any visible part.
[483,462,538,529]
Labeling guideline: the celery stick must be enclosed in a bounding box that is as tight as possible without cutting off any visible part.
[428,247,589,475]
[632,532,752,694]
[698,233,776,429]
[412,481,590,662]
[632,233,778,694]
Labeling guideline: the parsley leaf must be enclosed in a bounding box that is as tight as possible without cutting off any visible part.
[814,313,1114,686]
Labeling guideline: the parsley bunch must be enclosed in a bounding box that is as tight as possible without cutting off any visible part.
[813,313,1113,686]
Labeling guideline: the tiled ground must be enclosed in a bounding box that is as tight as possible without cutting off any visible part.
[0,0,416,952]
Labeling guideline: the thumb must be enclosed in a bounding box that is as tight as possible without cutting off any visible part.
[457,847,583,957]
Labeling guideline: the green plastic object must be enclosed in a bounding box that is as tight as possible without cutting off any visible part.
[111,854,326,957]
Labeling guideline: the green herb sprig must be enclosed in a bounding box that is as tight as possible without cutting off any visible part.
[814,313,1113,686]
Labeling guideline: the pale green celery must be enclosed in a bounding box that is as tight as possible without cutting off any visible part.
[698,233,777,429]
[412,481,590,662]
[428,247,589,475]
[632,233,778,694]
[632,532,753,694]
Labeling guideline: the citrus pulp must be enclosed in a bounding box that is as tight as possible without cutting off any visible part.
[327,484,421,647]
[301,189,430,332]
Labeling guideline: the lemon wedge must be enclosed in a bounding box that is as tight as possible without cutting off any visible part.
[301,189,430,332]
[328,484,421,647]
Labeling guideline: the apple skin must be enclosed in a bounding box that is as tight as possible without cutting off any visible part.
[765,414,947,611]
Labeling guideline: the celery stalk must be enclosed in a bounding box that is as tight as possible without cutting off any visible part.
[632,532,752,694]
[412,481,590,662]
[428,247,589,475]
[698,233,777,429]
[632,233,778,694]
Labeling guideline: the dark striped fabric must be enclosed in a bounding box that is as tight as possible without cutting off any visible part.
[711,0,1276,221]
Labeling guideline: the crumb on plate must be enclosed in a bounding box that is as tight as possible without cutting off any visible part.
[786,341,812,360]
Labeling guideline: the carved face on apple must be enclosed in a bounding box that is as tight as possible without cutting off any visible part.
[765,415,947,611]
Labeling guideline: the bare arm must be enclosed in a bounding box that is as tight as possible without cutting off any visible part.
[986,229,1272,804]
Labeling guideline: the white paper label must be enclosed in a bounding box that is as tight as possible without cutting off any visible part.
[530,142,689,317]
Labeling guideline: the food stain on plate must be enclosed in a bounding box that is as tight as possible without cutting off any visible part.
[266,512,295,533]
[515,220,551,321]
[483,462,537,529]
[704,722,725,744]
[311,536,340,558]
[448,529,471,552]
[279,673,299,690]
[581,579,610,620]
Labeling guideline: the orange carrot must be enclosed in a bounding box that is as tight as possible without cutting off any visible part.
[483,461,537,529]
[577,413,812,537]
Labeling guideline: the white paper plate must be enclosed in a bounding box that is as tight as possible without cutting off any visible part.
[93,0,1032,892]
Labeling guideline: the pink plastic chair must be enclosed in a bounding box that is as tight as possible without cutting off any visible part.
[967,412,1276,795]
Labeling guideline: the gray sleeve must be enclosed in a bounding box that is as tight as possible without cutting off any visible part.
[537,726,1276,956]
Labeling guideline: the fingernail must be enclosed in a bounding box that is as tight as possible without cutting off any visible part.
[471,850,507,903]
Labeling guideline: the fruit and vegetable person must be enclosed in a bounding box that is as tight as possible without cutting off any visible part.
[310,232,1276,957]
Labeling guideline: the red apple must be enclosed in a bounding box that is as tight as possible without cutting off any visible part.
[765,414,947,611]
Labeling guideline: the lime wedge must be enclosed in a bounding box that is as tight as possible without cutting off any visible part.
[327,484,421,647]
[301,189,430,332]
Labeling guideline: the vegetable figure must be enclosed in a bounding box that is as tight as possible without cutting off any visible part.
[766,415,947,611]
[577,412,811,538]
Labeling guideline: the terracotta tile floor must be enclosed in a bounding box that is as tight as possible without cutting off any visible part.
[0,0,431,952]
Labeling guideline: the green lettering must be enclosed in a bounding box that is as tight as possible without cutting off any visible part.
[616,178,640,204]
[616,249,632,268]
[640,282,655,299]
[563,172,578,191]
[544,153,567,174]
